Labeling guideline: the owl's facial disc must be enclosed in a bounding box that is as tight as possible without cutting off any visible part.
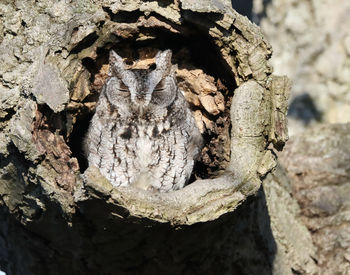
[108,49,176,109]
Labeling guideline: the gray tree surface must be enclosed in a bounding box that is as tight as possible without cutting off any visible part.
[253,0,350,133]
[251,1,350,273]
[0,1,292,274]
[278,123,350,274]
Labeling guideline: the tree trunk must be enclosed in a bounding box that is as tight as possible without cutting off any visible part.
[278,123,350,274]
[0,1,289,274]
[253,0,350,134]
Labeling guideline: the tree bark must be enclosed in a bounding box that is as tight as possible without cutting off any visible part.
[278,123,350,274]
[0,0,289,274]
[253,0,350,133]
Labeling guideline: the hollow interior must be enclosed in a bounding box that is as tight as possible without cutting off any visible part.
[65,14,237,182]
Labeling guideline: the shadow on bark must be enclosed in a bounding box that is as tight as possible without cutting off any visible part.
[0,185,276,275]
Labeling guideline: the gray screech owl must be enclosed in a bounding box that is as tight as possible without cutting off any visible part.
[85,49,203,192]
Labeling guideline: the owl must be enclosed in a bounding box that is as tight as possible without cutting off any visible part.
[85,49,203,192]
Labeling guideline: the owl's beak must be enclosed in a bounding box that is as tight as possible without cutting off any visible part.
[135,92,150,106]
[133,93,148,116]
[136,94,144,102]
[131,94,143,104]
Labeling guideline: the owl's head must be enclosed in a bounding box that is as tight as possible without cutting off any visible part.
[105,49,178,115]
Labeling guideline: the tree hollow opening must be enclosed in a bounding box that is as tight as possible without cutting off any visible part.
[67,16,237,185]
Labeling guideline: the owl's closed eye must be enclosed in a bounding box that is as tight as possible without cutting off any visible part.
[107,50,177,109]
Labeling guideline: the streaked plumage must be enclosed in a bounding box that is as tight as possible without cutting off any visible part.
[85,50,202,192]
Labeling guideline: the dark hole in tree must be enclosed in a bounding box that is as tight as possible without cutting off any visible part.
[102,7,144,23]
[70,31,99,54]
[143,0,174,8]
[67,112,93,172]
[69,20,237,181]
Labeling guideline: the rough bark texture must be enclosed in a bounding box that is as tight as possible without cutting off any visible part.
[278,123,350,275]
[251,123,350,275]
[235,1,350,273]
[253,0,350,134]
[262,164,318,275]
[0,0,290,274]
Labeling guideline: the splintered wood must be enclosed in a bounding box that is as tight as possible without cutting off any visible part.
[176,67,231,178]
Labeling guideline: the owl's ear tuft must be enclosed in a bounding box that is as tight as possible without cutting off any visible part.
[170,63,178,77]
[109,50,126,78]
[155,50,172,75]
